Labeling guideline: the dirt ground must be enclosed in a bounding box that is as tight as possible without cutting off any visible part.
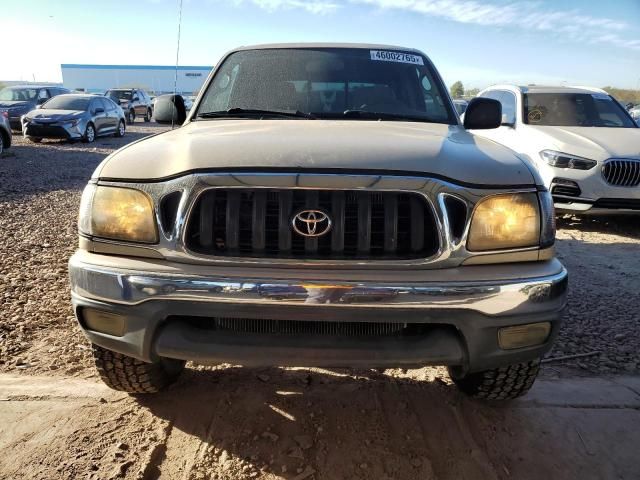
[1,123,640,479]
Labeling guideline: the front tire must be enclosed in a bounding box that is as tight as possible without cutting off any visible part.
[114,120,126,138]
[92,344,185,393]
[127,110,135,125]
[144,108,152,122]
[82,123,95,143]
[448,359,541,400]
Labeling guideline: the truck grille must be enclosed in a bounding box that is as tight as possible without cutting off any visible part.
[186,189,439,259]
[602,159,640,187]
[180,317,410,336]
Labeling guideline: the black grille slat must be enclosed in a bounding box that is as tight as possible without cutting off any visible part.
[331,191,345,253]
[187,188,438,259]
[199,191,215,247]
[225,191,241,251]
[383,193,398,252]
[410,195,425,252]
[278,190,293,252]
[252,191,267,252]
[603,160,640,187]
[357,192,372,253]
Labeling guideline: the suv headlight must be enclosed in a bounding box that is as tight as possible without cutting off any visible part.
[540,150,597,170]
[467,193,542,251]
[79,185,158,243]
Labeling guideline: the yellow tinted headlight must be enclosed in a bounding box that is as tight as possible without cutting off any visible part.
[80,185,158,243]
[467,193,540,251]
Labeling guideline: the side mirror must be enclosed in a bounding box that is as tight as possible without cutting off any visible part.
[153,94,187,125]
[94,107,105,114]
[463,98,502,130]
[133,96,140,102]
[37,98,47,105]
[34,104,43,110]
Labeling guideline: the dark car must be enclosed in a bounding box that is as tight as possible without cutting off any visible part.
[23,94,126,143]
[0,85,70,131]
[105,88,153,124]
[0,110,11,155]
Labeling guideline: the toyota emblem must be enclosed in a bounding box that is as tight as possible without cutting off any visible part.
[292,209,332,237]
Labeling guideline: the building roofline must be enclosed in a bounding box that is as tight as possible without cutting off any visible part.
[60,64,212,71]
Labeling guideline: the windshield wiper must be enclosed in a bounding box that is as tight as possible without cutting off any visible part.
[340,110,429,122]
[197,108,316,119]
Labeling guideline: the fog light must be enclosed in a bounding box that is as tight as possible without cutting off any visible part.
[551,178,581,197]
[498,322,551,350]
[82,309,126,337]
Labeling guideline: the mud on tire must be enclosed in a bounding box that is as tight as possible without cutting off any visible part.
[448,359,541,400]
[92,344,185,393]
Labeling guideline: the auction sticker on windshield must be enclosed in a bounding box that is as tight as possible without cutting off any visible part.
[370,50,424,65]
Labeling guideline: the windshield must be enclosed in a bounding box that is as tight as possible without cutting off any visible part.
[106,90,132,102]
[42,96,89,111]
[196,48,455,123]
[523,93,636,128]
[0,88,38,102]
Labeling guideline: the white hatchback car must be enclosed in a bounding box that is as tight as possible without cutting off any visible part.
[471,85,640,212]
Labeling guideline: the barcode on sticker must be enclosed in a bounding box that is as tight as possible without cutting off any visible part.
[370,50,424,65]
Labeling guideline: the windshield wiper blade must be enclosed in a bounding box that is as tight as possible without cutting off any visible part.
[197,108,315,119]
[341,110,428,122]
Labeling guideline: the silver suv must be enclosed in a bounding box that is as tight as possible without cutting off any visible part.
[70,44,567,399]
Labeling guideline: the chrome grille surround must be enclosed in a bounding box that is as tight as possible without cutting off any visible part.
[602,158,640,187]
[86,172,541,269]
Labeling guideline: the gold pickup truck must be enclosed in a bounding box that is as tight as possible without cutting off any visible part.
[69,44,567,399]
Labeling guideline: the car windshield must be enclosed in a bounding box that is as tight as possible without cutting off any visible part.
[196,48,455,124]
[42,96,89,111]
[0,88,39,101]
[523,93,636,128]
[106,90,132,101]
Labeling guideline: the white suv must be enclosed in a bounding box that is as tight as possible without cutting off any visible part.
[471,85,640,212]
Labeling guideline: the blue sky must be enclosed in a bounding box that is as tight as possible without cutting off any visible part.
[3,0,639,89]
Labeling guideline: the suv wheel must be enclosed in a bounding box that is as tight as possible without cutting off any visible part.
[92,344,185,393]
[127,110,135,125]
[82,123,95,143]
[144,108,152,122]
[448,359,541,400]
[114,120,126,138]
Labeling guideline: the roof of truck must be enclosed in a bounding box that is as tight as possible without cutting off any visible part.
[234,43,424,54]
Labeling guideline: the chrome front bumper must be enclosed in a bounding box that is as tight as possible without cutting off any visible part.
[69,252,568,369]
[70,255,567,317]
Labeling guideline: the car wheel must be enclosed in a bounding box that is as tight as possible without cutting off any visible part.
[27,136,42,143]
[448,358,541,400]
[114,120,126,138]
[92,344,185,393]
[82,123,96,143]
[127,110,135,125]
[144,108,152,122]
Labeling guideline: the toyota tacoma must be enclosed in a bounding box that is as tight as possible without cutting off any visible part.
[70,44,567,399]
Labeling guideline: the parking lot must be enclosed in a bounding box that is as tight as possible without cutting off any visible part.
[0,125,639,479]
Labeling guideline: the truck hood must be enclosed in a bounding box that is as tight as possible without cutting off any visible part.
[528,125,640,161]
[96,120,536,186]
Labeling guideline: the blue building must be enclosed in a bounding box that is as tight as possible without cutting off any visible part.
[60,64,212,95]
